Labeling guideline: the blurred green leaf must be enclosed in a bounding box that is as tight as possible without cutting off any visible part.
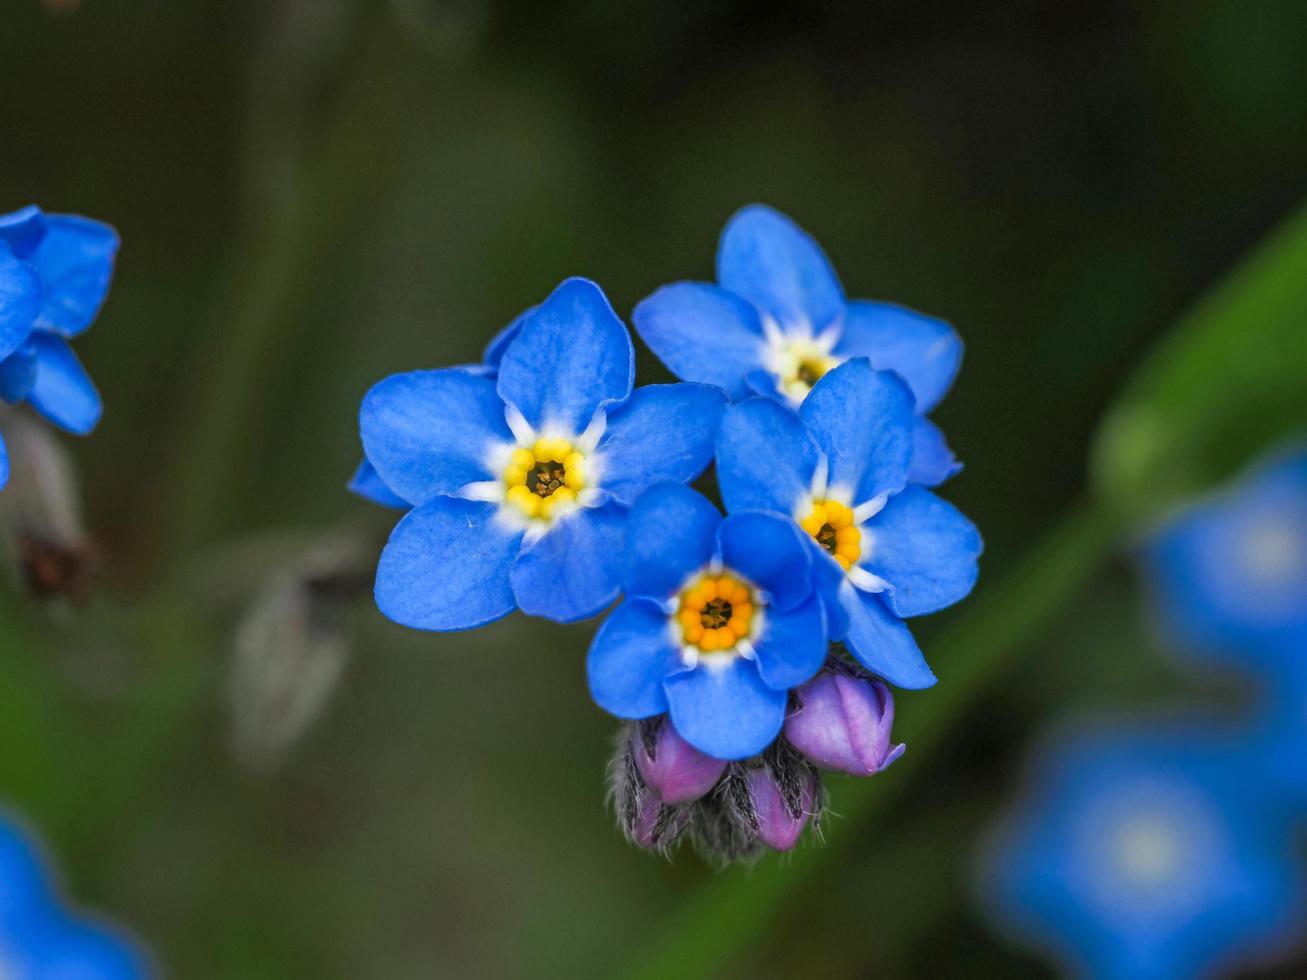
[1092,203,1307,526]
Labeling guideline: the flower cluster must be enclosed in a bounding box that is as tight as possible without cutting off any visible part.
[0,206,118,488]
[981,447,1307,977]
[354,205,982,860]
[1,810,152,978]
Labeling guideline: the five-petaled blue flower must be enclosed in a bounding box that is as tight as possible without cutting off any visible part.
[981,719,1305,980]
[633,203,963,486]
[0,205,119,487]
[586,483,828,760]
[361,277,726,629]
[1,811,152,979]
[1143,447,1307,678]
[715,357,981,690]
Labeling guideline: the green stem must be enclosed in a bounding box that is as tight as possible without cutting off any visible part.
[619,499,1120,980]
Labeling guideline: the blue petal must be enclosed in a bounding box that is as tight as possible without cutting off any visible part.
[716,397,821,515]
[482,306,534,369]
[586,598,682,718]
[29,917,150,980]
[347,459,410,511]
[622,483,722,600]
[496,277,634,434]
[360,368,510,506]
[375,497,523,631]
[716,204,844,334]
[804,534,852,640]
[596,383,726,505]
[751,592,827,690]
[0,205,46,255]
[718,511,813,612]
[24,215,119,337]
[27,332,101,435]
[0,433,8,490]
[511,502,626,623]
[865,486,982,617]
[665,658,787,760]
[0,246,39,361]
[841,587,936,688]
[909,416,962,487]
[835,300,962,413]
[799,358,914,505]
[0,344,37,403]
[631,283,767,399]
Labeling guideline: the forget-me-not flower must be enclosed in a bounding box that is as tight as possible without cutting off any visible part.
[981,719,1305,980]
[1143,447,1307,678]
[362,277,725,628]
[0,206,118,487]
[633,204,963,486]
[715,357,981,690]
[587,482,827,760]
[1,811,152,979]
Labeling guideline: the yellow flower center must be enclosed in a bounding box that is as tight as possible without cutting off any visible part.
[772,337,840,403]
[502,437,586,520]
[675,573,757,653]
[799,499,861,571]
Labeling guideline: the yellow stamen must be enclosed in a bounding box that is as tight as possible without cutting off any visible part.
[675,572,759,653]
[502,437,587,520]
[802,498,862,571]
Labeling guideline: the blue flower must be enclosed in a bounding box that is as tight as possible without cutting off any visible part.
[714,357,981,690]
[0,205,119,487]
[362,277,726,628]
[981,719,1305,980]
[1,812,152,979]
[1143,447,1307,679]
[586,483,827,760]
[633,204,963,486]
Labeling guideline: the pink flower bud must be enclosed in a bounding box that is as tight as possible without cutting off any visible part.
[633,718,727,804]
[785,671,906,776]
[746,765,816,852]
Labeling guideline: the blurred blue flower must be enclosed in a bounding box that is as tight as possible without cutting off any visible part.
[981,719,1304,980]
[1143,447,1307,678]
[362,278,725,628]
[587,483,827,760]
[0,205,119,488]
[715,358,981,690]
[1,811,152,979]
[633,204,963,486]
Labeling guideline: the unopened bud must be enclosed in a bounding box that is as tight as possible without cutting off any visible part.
[229,531,370,772]
[745,763,819,852]
[608,722,689,853]
[0,409,94,602]
[632,717,727,805]
[785,669,905,776]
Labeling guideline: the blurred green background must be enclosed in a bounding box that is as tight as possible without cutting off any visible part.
[2,1,1307,976]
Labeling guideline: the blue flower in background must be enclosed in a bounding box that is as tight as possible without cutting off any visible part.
[1,811,151,979]
[362,277,726,628]
[981,719,1304,980]
[587,483,827,760]
[1143,447,1307,678]
[0,205,119,488]
[633,203,963,486]
[715,357,981,690]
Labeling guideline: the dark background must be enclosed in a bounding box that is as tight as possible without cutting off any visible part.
[1,1,1306,976]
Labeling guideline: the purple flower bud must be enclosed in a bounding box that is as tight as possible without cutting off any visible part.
[633,718,728,805]
[746,766,816,852]
[785,671,906,776]
[630,789,688,850]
